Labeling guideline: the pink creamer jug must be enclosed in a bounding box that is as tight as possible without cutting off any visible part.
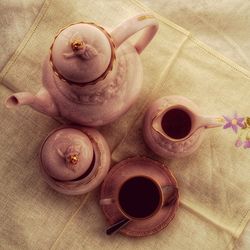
[143,96,225,158]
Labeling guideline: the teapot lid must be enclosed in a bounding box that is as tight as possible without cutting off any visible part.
[40,127,94,181]
[50,22,116,86]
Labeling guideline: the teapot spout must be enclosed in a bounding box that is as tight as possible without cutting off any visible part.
[5,87,59,117]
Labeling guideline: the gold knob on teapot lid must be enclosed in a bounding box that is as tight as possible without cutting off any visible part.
[71,39,86,51]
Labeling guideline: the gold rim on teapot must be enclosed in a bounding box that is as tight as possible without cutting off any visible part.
[49,21,116,86]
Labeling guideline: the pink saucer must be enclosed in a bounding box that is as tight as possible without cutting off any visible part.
[100,157,179,237]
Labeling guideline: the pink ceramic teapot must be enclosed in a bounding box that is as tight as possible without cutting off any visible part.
[5,14,158,126]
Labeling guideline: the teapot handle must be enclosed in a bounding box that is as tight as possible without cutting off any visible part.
[110,13,159,54]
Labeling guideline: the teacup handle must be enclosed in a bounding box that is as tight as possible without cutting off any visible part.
[100,198,115,206]
[162,185,179,207]
[110,13,159,54]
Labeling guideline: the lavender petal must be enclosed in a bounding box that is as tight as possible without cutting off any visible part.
[235,139,243,147]
[244,141,250,149]
[232,125,238,133]
[223,115,231,122]
[238,117,245,123]
[223,122,231,129]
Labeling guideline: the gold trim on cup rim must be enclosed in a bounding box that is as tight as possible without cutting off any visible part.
[49,21,116,87]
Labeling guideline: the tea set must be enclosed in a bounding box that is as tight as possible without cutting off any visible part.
[4,13,236,236]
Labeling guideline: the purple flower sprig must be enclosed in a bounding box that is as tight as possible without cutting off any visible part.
[223,113,250,149]
[243,140,250,149]
[235,139,250,149]
[223,113,244,133]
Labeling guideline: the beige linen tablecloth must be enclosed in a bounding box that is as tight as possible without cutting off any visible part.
[0,0,250,249]
[0,0,44,71]
[140,0,250,71]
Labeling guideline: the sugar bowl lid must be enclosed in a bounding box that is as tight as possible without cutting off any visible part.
[40,127,94,181]
[39,126,111,195]
[50,22,116,86]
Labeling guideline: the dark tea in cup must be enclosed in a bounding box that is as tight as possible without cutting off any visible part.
[118,176,162,219]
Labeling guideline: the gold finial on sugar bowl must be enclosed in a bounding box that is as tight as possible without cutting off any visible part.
[67,153,79,165]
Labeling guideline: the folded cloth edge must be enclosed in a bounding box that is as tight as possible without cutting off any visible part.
[0,0,249,248]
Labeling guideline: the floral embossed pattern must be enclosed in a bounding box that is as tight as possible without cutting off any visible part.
[223,113,250,149]
[78,56,126,104]
[154,129,201,154]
